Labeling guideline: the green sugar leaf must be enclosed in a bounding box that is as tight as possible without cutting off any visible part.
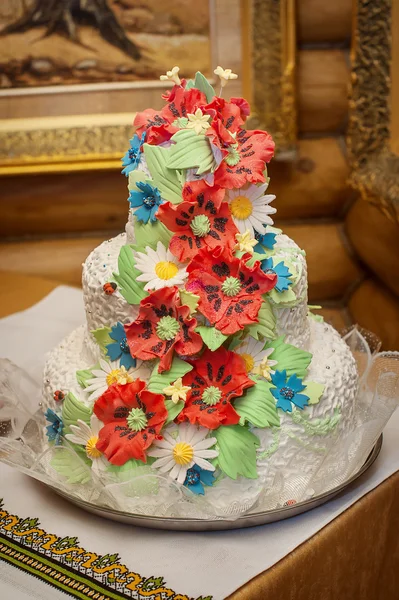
[179,289,200,314]
[62,392,91,432]
[194,71,215,102]
[269,287,297,306]
[195,325,227,351]
[91,326,112,354]
[214,425,260,480]
[185,79,195,89]
[167,129,216,175]
[147,357,193,394]
[234,378,280,428]
[165,399,185,424]
[76,363,101,389]
[246,298,276,341]
[304,381,325,405]
[143,144,183,204]
[113,244,147,305]
[134,219,172,250]
[128,170,147,191]
[51,448,92,485]
[265,336,312,379]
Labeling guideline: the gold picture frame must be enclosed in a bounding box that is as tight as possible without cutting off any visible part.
[348,0,399,224]
[0,0,296,176]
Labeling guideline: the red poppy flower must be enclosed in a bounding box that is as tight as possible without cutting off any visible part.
[204,96,246,151]
[157,180,238,262]
[94,380,167,465]
[124,286,202,373]
[213,128,275,189]
[134,87,207,146]
[177,347,254,429]
[186,246,277,335]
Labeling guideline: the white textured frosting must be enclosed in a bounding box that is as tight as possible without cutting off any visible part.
[82,234,138,358]
[271,233,310,348]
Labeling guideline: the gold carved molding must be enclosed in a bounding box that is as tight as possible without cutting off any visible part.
[242,0,296,159]
[347,0,399,224]
[0,123,132,175]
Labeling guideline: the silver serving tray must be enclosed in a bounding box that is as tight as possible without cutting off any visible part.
[49,435,382,531]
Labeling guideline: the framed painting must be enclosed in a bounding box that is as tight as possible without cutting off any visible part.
[0,0,296,175]
[348,0,399,224]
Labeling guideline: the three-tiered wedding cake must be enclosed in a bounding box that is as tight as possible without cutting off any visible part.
[41,68,358,516]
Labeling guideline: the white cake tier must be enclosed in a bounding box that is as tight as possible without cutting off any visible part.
[42,319,358,514]
[82,231,310,354]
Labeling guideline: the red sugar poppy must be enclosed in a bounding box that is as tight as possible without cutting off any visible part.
[177,347,254,429]
[94,380,167,465]
[124,286,202,373]
[157,180,238,262]
[204,96,246,151]
[213,128,275,189]
[186,246,277,335]
[134,87,207,146]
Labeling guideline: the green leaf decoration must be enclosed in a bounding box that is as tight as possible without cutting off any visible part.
[185,79,195,89]
[290,407,341,436]
[179,289,200,314]
[246,251,268,267]
[133,219,172,250]
[265,336,312,379]
[269,287,297,306]
[143,144,183,204]
[91,326,112,354]
[147,357,193,394]
[62,392,91,432]
[76,363,100,389]
[213,425,260,480]
[246,298,276,340]
[228,331,245,351]
[308,305,324,323]
[113,244,147,305]
[304,381,325,405]
[167,129,216,175]
[308,312,324,323]
[234,378,280,428]
[51,448,92,485]
[195,325,227,351]
[165,399,185,424]
[128,170,147,191]
[194,71,215,102]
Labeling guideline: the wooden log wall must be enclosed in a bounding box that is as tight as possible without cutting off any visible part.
[4,0,396,347]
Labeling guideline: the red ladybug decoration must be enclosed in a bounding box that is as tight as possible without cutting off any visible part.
[283,499,297,507]
[103,282,117,295]
[53,390,65,402]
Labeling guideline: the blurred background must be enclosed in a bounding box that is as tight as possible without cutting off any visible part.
[0,0,398,349]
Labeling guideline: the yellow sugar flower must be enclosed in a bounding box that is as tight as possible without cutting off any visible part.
[214,65,238,88]
[160,66,181,86]
[163,378,191,404]
[234,230,257,255]
[186,108,211,135]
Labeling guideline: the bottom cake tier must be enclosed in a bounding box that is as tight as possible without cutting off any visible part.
[42,319,358,517]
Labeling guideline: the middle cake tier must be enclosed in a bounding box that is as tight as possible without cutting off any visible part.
[82,231,311,356]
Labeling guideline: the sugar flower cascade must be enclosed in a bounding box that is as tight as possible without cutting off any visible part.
[46,67,327,496]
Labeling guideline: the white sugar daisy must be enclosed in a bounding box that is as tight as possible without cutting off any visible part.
[84,359,136,401]
[228,182,276,236]
[147,422,218,485]
[235,337,278,381]
[65,414,108,474]
[134,241,187,291]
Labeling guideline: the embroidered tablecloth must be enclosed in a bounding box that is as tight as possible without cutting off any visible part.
[1,287,399,600]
